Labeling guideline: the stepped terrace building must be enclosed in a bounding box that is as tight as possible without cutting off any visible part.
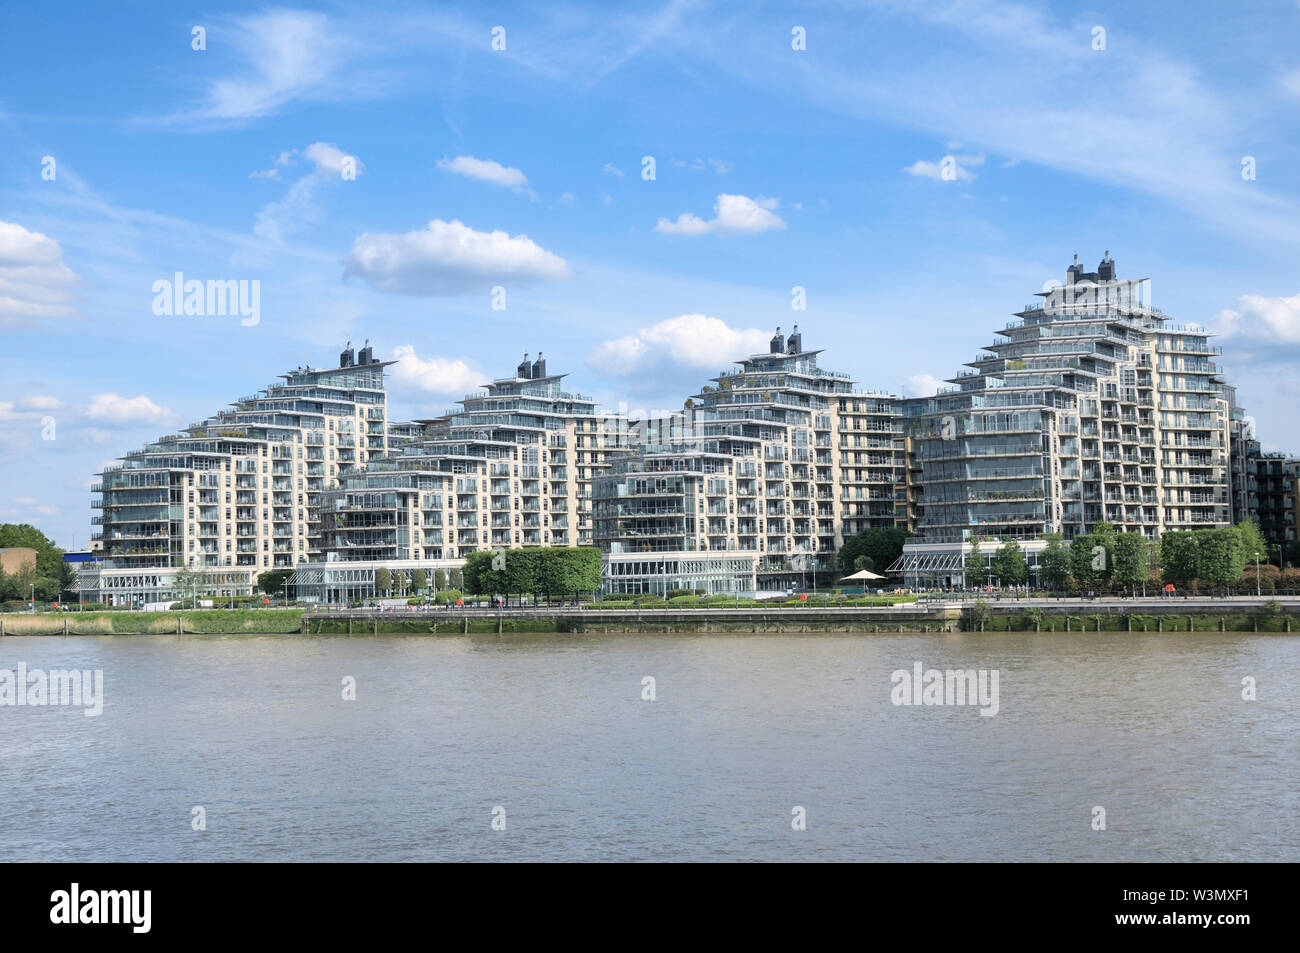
[83,343,391,606]
[594,327,908,594]
[289,353,630,603]
[893,254,1242,588]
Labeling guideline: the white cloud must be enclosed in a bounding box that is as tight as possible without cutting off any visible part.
[343,219,572,295]
[587,314,769,375]
[302,142,362,177]
[601,162,625,178]
[0,221,79,322]
[0,395,62,418]
[673,157,732,173]
[388,345,484,399]
[1213,293,1300,342]
[436,156,528,190]
[85,393,179,426]
[904,373,945,396]
[0,497,58,519]
[902,154,981,182]
[655,194,786,235]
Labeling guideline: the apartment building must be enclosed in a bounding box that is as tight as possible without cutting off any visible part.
[290,354,629,603]
[594,326,908,594]
[894,254,1241,587]
[1224,383,1256,525]
[1250,452,1298,559]
[83,343,391,605]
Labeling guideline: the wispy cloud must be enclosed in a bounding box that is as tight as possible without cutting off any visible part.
[252,143,362,242]
[166,10,395,125]
[436,155,529,191]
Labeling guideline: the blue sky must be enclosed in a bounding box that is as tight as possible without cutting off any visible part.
[3,0,1300,548]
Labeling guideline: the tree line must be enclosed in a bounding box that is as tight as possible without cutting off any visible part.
[965,520,1272,592]
[0,523,76,604]
[462,547,603,601]
[371,566,464,600]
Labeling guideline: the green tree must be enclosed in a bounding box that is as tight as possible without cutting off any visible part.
[1196,527,1247,588]
[449,568,464,590]
[1235,520,1268,566]
[257,569,293,599]
[502,549,540,601]
[0,523,65,579]
[433,568,448,590]
[992,540,1028,586]
[461,552,497,596]
[1159,531,1198,587]
[565,548,603,595]
[410,569,427,594]
[1039,534,1071,591]
[835,527,915,575]
[1069,532,1113,588]
[0,522,73,605]
[33,576,61,601]
[174,566,201,608]
[853,554,874,572]
[56,559,77,602]
[1111,532,1149,592]
[373,566,391,596]
[964,539,988,586]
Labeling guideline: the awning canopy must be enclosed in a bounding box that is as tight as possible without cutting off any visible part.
[886,552,966,573]
[839,568,886,581]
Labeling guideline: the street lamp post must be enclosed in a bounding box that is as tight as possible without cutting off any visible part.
[1255,551,1262,597]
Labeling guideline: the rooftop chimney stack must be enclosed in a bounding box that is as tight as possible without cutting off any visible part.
[358,339,374,365]
[518,353,532,379]
[770,326,785,354]
[532,351,546,379]
[340,340,355,367]
[786,324,802,354]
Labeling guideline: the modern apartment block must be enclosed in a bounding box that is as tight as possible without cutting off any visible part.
[594,327,908,594]
[1224,383,1257,525]
[290,354,629,603]
[83,343,391,605]
[895,254,1242,587]
[81,253,1275,601]
[1250,452,1298,559]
